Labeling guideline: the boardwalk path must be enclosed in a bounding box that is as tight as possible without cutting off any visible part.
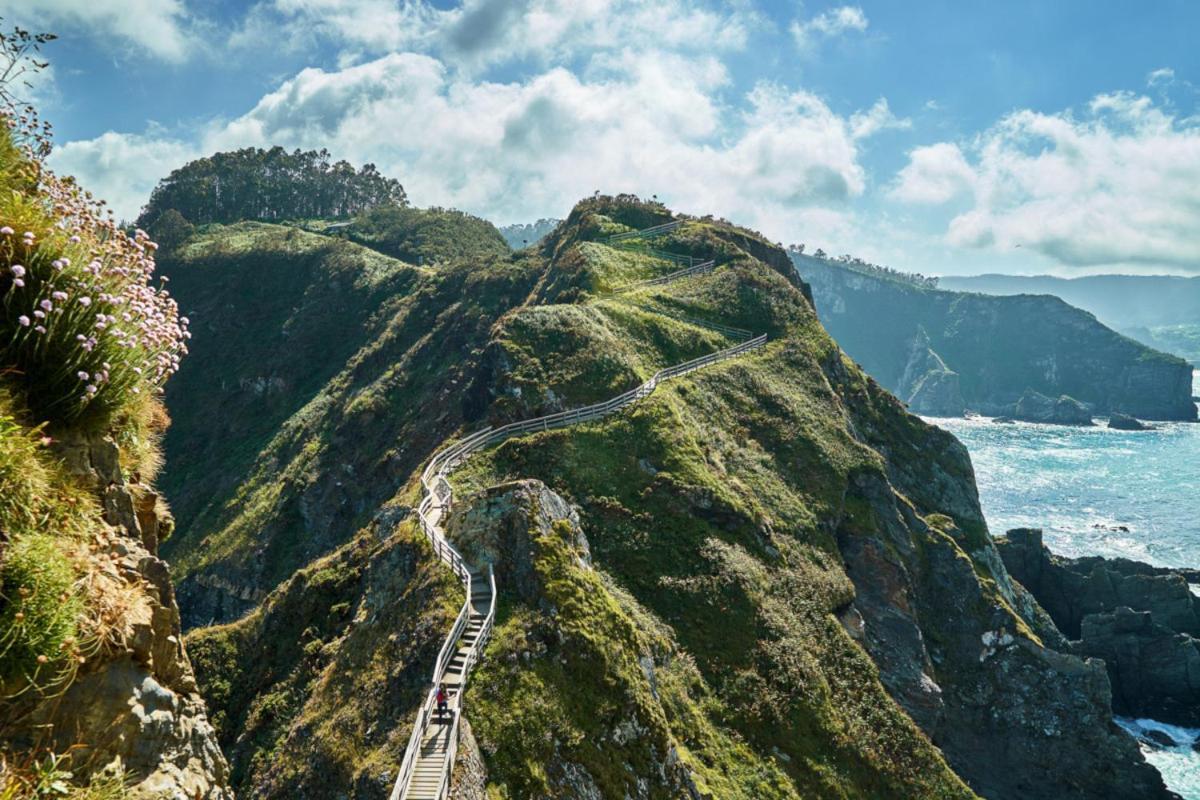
[391,220,768,799]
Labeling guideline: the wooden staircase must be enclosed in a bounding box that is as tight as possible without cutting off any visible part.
[390,219,770,800]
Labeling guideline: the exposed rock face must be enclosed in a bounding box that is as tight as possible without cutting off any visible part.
[998,528,1200,726]
[446,480,705,800]
[448,719,489,800]
[5,434,231,799]
[896,327,966,417]
[1109,412,1154,431]
[833,479,1169,799]
[1080,607,1200,725]
[1012,390,1094,426]
[997,529,1200,640]
[794,254,1197,420]
[447,479,589,607]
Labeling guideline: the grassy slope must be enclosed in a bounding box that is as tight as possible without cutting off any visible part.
[175,196,1161,799]
[167,199,984,798]
[449,201,977,798]
[159,222,539,607]
[186,520,461,796]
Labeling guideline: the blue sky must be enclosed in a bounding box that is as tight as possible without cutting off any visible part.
[9,0,1200,276]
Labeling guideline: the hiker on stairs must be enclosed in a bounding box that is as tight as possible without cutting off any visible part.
[436,685,449,719]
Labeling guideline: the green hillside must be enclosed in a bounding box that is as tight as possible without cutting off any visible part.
[159,196,1167,800]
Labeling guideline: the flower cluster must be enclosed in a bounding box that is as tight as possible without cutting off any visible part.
[1,107,190,425]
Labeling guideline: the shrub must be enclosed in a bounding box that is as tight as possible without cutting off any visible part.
[0,113,190,427]
[145,208,194,254]
[0,531,83,692]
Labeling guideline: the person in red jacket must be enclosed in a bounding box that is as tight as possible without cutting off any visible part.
[436,685,449,716]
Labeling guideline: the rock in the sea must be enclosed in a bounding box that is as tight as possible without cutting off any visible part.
[1143,728,1179,749]
[1080,607,1200,725]
[998,528,1200,726]
[1012,389,1094,426]
[1109,412,1154,431]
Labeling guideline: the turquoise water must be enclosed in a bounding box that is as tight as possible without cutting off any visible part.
[929,374,1200,798]
[932,413,1200,569]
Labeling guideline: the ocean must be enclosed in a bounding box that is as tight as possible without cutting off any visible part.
[929,374,1200,798]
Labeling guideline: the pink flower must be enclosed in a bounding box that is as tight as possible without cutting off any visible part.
[17,315,30,327]
[77,371,89,381]
[39,299,52,311]
[78,296,92,307]
[34,325,46,334]
[0,226,12,235]
[52,291,68,301]
[13,278,23,288]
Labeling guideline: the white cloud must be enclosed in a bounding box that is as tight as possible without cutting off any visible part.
[50,50,885,239]
[892,92,1200,269]
[790,5,868,53]
[242,0,756,69]
[49,131,199,221]
[890,142,974,204]
[849,98,910,139]
[1147,67,1175,86]
[1,0,195,62]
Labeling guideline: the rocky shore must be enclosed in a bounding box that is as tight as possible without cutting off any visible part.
[997,529,1200,726]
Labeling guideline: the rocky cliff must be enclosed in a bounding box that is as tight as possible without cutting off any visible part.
[1,424,231,799]
[161,197,1175,799]
[794,256,1197,421]
[998,529,1200,726]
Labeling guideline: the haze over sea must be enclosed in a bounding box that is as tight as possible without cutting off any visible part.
[931,372,1200,799]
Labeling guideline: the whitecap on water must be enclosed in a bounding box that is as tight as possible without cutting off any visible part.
[1116,718,1200,800]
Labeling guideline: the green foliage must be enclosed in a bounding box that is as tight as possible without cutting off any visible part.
[145,208,193,254]
[169,195,1002,798]
[0,396,102,696]
[158,222,539,599]
[452,205,975,798]
[0,751,131,800]
[0,532,82,692]
[186,522,462,798]
[469,514,806,799]
[137,146,407,228]
[349,203,510,264]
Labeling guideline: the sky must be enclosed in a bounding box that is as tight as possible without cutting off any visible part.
[6,0,1200,277]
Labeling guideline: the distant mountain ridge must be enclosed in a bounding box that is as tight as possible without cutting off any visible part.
[794,255,1197,421]
[941,273,1200,364]
[497,218,562,249]
[939,273,1200,329]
